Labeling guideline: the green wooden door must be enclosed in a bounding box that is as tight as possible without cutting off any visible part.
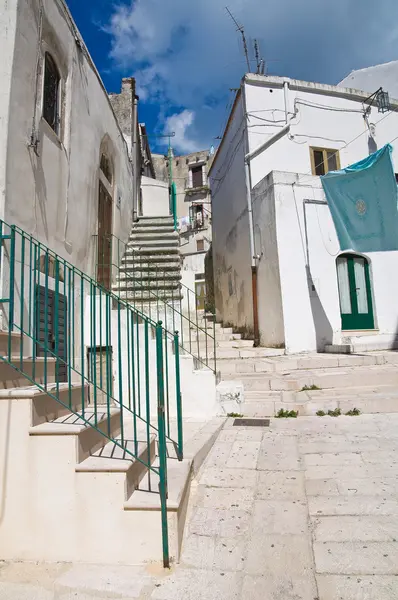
[336,255,374,331]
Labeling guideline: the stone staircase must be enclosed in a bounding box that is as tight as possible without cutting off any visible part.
[213,335,398,417]
[0,330,222,565]
[114,216,182,303]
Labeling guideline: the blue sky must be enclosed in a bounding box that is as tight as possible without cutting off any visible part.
[67,0,398,155]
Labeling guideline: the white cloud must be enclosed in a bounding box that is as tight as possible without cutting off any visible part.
[164,110,197,154]
[105,0,398,150]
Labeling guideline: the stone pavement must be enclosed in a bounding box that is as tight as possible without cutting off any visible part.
[1,413,398,599]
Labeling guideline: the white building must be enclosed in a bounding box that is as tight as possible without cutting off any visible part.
[339,60,398,100]
[1,0,136,279]
[210,74,398,354]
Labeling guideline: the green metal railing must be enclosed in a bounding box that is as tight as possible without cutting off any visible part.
[94,234,217,374]
[0,221,183,568]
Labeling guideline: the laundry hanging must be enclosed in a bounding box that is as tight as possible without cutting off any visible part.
[321,144,398,252]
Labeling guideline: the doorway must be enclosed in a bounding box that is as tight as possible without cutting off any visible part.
[35,285,67,382]
[97,180,113,290]
[336,254,374,330]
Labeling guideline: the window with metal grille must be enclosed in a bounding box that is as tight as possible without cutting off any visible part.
[43,53,61,135]
[310,147,340,176]
[196,239,204,252]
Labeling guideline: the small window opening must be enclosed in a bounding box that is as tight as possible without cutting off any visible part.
[189,204,204,230]
[43,53,61,135]
[310,147,340,176]
[191,165,204,188]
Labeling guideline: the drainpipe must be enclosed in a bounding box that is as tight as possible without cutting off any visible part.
[131,78,139,222]
[283,80,289,123]
[242,81,260,346]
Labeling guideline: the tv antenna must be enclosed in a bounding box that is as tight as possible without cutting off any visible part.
[253,39,266,75]
[225,6,251,73]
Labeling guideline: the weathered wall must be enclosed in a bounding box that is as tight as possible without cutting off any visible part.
[209,93,254,334]
[4,0,134,276]
[251,174,285,347]
[109,78,133,156]
[0,0,18,220]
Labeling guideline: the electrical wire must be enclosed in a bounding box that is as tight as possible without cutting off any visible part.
[295,107,397,186]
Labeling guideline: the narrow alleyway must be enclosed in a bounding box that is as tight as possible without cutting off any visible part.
[1,414,398,599]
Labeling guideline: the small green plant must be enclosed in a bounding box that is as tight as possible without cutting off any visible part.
[301,384,321,391]
[227,412,243,418]
[346,408,361,416]
[276,408,298,418]
[316,410,326,417]
[327,408,341,417]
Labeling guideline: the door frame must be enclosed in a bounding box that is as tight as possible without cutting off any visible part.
[336,253,375,331]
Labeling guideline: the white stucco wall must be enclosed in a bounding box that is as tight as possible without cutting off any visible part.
[339,61,398,99]
[244,75,398,190]
[141,176,169,217]
[3,0,134,276]
[209,92,254,334]
[0,0,18,219]
[210,73,398,344]
[262,171,398,354]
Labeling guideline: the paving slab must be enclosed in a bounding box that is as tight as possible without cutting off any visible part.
[245,533,315,577]
[314,541,398,574]
[151,568,243,600]
[256,471,306,500]
[312,515,398,542]
[251,500,309,535]
[316,575,398,600]
[308,495,398,516]
[242,574,318,600]
[199,467,258,488]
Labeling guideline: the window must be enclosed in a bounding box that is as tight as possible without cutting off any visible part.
[310,147,340,176]
[191,165,204,188]
[43,53,61,135]
[189,204,204,229]
[100,154,113,184]
[196,239,204,252]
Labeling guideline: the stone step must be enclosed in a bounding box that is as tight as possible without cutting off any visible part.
[0,356,57,388]
[210,347,284,360]
[118,291,183,303]
[134,216,175,226]
[128,239,179,249]
[0,331,23,356]
[30,408,121,463]
[124,246,180,256]
[0,382,89,425]
[193,332,242,342]
[131,226,176,235]
[116,271,181,283]
[114,280,181,293]
[130,232,179,242]
[76,436,156,501]
[119,262,180,274]
[124,457,192,511]
[240,385,398,417]
[228,364,398,391]
[121,255,181,266]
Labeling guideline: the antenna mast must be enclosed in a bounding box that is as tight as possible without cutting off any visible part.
[225,6,251,73]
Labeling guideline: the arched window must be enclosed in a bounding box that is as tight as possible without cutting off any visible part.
[42,52,61,135]
[336,254,374,331]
